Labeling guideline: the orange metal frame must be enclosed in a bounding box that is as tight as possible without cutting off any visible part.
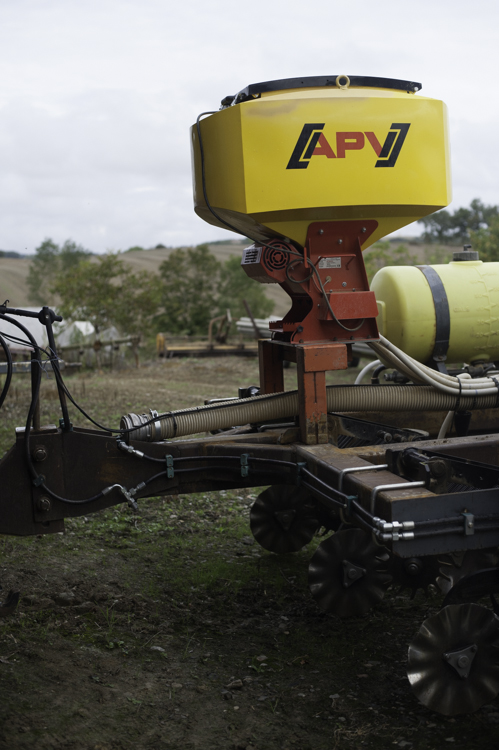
[257,220,379,445]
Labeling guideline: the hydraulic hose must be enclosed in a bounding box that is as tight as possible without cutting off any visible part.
[354,359,381,385]
[371,334,499,396]
[121,384,499,442]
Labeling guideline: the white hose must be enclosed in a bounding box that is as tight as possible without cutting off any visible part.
[437,411,454,439]
[354,359,381,385]
[370,334,499,397]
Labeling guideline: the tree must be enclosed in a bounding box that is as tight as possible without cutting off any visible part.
[363,241,417,283]
[52,254,160,336]
[27,238,92,305]
[418,199,499,245]
[470,215,499,262]
[216,255,274,320]
[155,245,275,336]
[155,245,222,335]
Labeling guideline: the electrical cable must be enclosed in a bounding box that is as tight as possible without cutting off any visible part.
[0,331,13,409]
[0,311,126,507]
[0,313,43,484]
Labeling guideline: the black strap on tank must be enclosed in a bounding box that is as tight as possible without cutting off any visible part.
[416,265,450,373]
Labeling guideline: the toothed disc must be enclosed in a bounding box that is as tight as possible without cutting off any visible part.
[437,549,499,595]
[408,603,499,715]
[308,529,392,618]
[250,485,319,554]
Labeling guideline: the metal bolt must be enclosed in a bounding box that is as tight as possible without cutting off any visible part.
[32,447,47,462]
[337,239,343,245]
[347,568,357,579]
[36,496,51,513]
[457,655,469,669]
[361,227,367,233]
[318,229,324,235]
[342,282,347,287]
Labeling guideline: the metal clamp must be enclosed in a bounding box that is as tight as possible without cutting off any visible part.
[165,454,174,479]
[295,461,307,486]
[338,464,388,493]
[370,481,425,515]
[462,511,475,536]
[240,454,249,478]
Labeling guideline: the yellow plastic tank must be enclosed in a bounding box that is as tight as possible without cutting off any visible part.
[191,75,451,248]
[371,259,499,364]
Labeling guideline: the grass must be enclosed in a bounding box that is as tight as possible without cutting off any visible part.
[1,357,498,749]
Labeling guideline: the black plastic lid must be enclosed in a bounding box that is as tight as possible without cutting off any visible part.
[221,75,422,107]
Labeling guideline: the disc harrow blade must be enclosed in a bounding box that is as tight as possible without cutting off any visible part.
[308,528,392,618]
[408,603,499,715]
[250,485,319,554]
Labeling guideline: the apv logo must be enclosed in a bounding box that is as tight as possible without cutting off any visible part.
[286,122,410,170]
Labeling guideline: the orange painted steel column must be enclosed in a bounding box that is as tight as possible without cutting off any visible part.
[259,339,284,395]
[296,344,347,444]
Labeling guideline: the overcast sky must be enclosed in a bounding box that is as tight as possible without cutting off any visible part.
[0,0,498,254]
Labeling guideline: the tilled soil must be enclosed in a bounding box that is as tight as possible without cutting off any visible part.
[0,359,498,750]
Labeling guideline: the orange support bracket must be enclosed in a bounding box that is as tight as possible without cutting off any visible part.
[259,339,348,445]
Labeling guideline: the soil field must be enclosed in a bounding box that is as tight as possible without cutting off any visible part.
[0,356,498,750]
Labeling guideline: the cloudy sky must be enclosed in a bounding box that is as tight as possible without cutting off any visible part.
[0,0,498,254]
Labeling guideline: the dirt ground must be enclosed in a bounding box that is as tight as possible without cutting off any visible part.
[1,356,499,750]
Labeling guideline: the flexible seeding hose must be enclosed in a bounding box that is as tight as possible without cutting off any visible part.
[121,384,499,442]
[121,336,499,442]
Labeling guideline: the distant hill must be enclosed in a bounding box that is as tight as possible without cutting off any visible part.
[0,256,33,307]
[0,239,460,317]
[0,241,289,317]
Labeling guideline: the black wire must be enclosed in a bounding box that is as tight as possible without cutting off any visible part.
[50,365,120,433]
[42,484,105,505]
[0,312,119,506]
[300,466,351,505]
[0,313,43,483]
[0,331,13,409]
